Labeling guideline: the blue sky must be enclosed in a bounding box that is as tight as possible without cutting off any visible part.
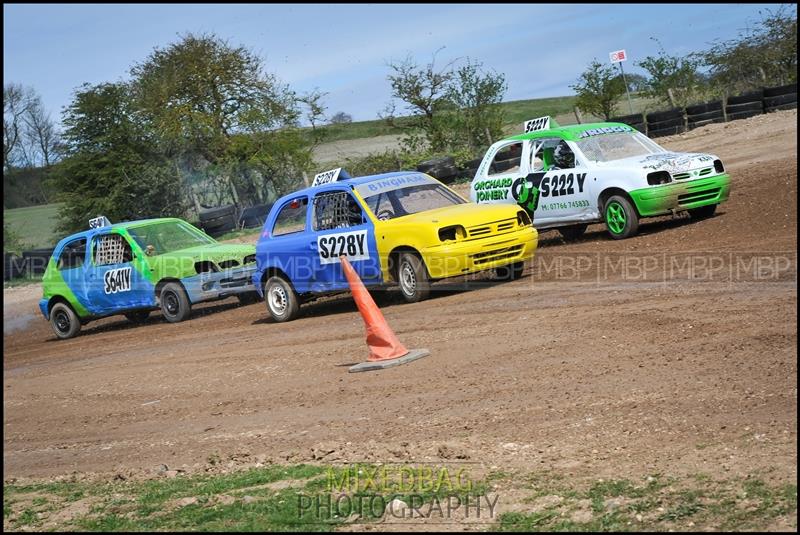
[3,3,791,126]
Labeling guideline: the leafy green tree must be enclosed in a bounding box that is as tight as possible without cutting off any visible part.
[638,41,705,107]
[699,6,797,94]
[447,59,507,150]
[131,33,299,163]
[571,60,626,120]
[54,83,186,233]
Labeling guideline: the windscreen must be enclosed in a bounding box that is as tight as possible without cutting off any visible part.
[362,183,465,221]
[577,131,665,163]
[128,221,216,255]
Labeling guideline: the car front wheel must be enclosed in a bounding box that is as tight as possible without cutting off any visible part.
[495,261,525,281]
[160,282,191,323]
[604,195,640,239]
[397,252,431,303]
[688,204,717,219]
[50,302,81,339]
[264,276,299,322]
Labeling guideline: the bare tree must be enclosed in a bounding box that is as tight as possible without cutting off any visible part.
[23,96,60,167]
[3,83,36,170]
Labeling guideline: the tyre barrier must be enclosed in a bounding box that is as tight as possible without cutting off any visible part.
[763,83,796,98]
[764,92,797,112]
[609,113,646,133]
[20,248,55,277]
[199,203,238,237]
[645,107,683,123]
[727,89,764,106]
[417,156,455,174]
[238,203,273,229]
[686,101,724,131]
[4,252,25,281]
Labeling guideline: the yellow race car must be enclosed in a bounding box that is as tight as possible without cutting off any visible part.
[253,169,538,321]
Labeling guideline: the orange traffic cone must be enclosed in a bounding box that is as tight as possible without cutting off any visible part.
[340,256,430,372]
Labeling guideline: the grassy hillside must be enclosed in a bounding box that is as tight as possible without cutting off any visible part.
[4,203,62,250]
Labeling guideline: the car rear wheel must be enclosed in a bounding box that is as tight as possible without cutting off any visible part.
[264,276,299,322]
[397,252,430,303]
[125,310,150,324]
[495,261,525,281]
[160,282,191,323]
[688,204,717,219]
[50,302,81,339]
[604,195,639,239]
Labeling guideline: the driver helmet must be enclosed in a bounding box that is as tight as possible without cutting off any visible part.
[553,141,574,169]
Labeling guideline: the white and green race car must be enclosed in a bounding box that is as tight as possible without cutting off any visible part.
[469,117,731,239]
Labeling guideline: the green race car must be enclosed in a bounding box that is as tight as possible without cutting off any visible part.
[39,216,258,339]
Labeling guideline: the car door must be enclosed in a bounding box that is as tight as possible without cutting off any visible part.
[54,237,91,309]
[84,231,152,315]
[261,196,313,293]
[518,138,594,226]
[309,188,382,292]
[473,140,529,206]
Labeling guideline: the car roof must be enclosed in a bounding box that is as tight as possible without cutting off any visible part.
[273,170,430,204]
[53,217,186,249]
[504,122,635,142]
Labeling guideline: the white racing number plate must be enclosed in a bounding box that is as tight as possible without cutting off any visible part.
[317,230,369,265]
[104,267,132,294]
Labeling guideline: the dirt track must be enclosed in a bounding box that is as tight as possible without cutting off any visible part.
[3,111,797,488]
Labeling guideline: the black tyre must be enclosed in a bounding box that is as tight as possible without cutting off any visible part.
[558,224,588,241]
[160,282,192,323]
[610,113,644,124]
[495,261,525,281]
[646,108,683,122]
[237,292,261,306]
[688,204,717,219]
[727,110,763,121]
[50,302,81,339]
[685,101,722,115]
[686,109,724,123]
[397,252,430,303]
[264,276,299,322]
[604,195,639,239]
[648,125,686,138]
[725,101,763,114]
[727,90,763,105]
[417,156,454,174]
[125,310,151,324]
[764,93,797,108]
[688,118,725,130]
[763,83,796,98]
[765,102,798,112]
[648,117,685,129]
[199,204,236,221]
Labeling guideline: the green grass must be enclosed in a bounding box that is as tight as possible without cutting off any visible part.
[4,466,795,532]
[3,202,62,250]
[497,472,796,532]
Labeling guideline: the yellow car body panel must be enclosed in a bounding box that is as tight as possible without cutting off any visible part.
[353,188,539,281]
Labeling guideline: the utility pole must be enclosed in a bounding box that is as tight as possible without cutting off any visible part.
[618,61,634,114]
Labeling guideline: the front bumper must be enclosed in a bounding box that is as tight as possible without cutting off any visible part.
[182,264,258,304]
[421,227,538,279]
[629,173,731,217]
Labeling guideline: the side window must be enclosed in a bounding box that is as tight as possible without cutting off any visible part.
[529,138,568,172]
[312,191,365,231]
[272,197,309,237]
[93,234,133,266]
[57,238,87,270]
[487,142,523,177]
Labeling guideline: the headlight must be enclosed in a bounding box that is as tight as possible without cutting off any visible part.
[713,159,724,173]
[517,210,532,227]
[647,171,671,185]
[438,225,466,242]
